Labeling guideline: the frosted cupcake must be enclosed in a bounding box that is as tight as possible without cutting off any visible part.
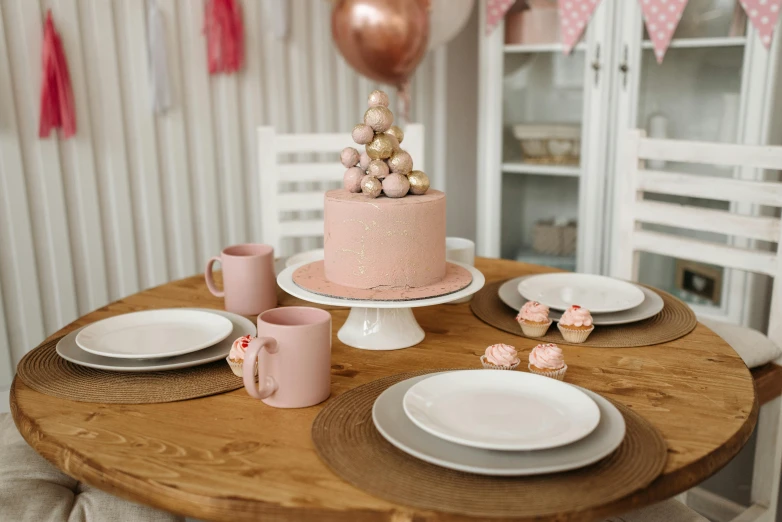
[226,335,255,377]
[528,343,567,381]
[480,343,520,370]
[516,300,552,337]
[557,305,594,343]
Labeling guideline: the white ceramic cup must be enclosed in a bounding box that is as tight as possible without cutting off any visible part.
[446,237,476,304]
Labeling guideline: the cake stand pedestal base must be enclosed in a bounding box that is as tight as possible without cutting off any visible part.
[338,307,425,351]
[277,262,485,351]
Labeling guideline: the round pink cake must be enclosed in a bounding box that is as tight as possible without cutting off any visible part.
[323,189,446,289]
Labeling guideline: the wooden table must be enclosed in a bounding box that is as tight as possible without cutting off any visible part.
[11,258,759,522]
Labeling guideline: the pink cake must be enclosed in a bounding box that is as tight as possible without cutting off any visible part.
[323,189,446,289]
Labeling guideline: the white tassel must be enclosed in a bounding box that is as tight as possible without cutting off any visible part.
[147,0,171,114]
[263,0,289,39]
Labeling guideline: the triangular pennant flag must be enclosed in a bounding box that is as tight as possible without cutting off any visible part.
[485,0,515,35]
[558,0,601,54]
[39,10,76,139]
[740,0,782,49]
[639,0,688,64]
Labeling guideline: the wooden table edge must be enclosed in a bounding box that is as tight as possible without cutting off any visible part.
[10,373,759,522]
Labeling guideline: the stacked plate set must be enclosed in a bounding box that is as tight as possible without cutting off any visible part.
[372,369,625,476]
[55,309,255,372]
[500,273,663,326]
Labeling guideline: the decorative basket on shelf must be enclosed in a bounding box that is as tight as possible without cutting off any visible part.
[513,124,581,165]
[532,219,577,257]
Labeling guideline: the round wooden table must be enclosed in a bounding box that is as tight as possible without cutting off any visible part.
[11,258,757,522]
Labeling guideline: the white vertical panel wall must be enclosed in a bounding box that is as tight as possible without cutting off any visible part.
[0,0,453,390]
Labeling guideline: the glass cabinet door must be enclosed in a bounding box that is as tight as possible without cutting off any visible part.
[499,0,610,271]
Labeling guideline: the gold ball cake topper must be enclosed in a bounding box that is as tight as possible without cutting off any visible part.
[341,90,430,198]
[366,133,395,160]
[361,175,382,198]
[408,170,430,195]
[385,125,404,145]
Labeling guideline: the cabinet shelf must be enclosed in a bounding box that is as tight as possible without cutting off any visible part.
[502,162,581,177]
[504,42,587,54]
[641,36,747,50]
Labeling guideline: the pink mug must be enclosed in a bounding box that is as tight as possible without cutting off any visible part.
[205,244,277,316]
[243,307,332,408]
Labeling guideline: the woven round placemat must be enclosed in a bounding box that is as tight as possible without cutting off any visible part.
[470,279,697,347]
[312,370,667,519]
[16,337,243,404]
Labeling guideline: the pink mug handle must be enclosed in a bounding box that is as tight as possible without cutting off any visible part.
[243,337,279,400]
[204,256,225,297]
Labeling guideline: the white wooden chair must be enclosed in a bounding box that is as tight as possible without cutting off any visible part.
[612,129,782,522]
[257,124,425,256]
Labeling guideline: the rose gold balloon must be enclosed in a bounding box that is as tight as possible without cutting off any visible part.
[331,0,430,87]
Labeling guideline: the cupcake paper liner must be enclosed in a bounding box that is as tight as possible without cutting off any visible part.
[528,363,568,381]
[480,355,520,371]
[519,319,552,338]
[226,357,258,378]
[557,323,595,344]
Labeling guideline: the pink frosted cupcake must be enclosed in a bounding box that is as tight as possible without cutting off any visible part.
[480,343,520,370]
[226,335,256,377]
[528,343,567,381]
[557,305,594,343]
[516,300,552,337]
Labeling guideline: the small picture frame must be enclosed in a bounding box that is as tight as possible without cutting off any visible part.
[675,260,723,304]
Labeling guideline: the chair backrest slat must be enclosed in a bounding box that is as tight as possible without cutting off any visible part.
[275,134,353,153]
[277,162,345,182]
[258,125,425,256]
[277,192,327,212]
[637,137,782,170]
[637,170,782,207]
[633,230,778,276]
[612,128,782,346]
[279,219,326,238]
[633,200,781,243]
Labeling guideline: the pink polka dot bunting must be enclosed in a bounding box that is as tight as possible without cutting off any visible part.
[558,0,601,54]
[740,0,782,48]
[639,0,688,64]
[485,0,515,35]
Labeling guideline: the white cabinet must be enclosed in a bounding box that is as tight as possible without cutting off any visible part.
[477,0,781,327]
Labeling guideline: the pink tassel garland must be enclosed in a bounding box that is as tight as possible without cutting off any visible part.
[204,0,244,75]
[39,10,76,139]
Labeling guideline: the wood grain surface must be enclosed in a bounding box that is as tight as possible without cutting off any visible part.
[10,258,758,522]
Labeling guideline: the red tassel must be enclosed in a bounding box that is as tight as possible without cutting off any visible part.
[39,10,76,139]
[204,0,244,75]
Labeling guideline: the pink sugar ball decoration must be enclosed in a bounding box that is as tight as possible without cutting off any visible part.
[367,159,390,179]
[368,90,390,107]
[340,147,360,168]
[359,151,371,170]
[343,167,364,193]
[352,124,374,145]
[382,173,410,198]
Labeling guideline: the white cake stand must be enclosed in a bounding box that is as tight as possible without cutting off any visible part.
[277,262,485,351]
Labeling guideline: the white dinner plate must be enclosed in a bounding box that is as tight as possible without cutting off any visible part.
[403,370,600,451]
[499,276,664,325]
[75,309,234,359]
[374,373,625,476]
[58,309,255,371]
[517,273,646,313]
